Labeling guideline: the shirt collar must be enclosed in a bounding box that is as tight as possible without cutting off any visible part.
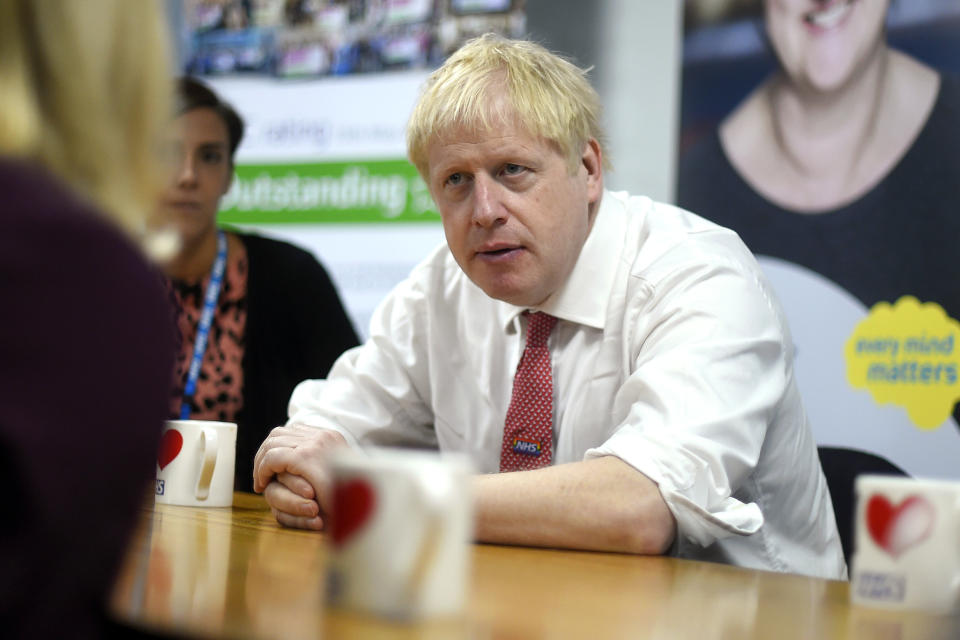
[497,189,626,333]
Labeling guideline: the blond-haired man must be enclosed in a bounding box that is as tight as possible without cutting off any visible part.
[254,34,845,579]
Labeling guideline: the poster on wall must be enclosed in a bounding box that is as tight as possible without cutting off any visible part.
[179,0,527,336]
[676,0,960,479]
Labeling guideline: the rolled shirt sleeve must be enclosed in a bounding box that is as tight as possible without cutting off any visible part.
[586,238,794,549]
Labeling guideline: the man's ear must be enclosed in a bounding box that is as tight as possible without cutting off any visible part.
[581,138,603,204]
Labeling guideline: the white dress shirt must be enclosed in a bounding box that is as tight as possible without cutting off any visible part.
[289,190,846,579]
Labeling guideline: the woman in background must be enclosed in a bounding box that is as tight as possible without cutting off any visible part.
[159,77,359,493]
[0,1,175,637]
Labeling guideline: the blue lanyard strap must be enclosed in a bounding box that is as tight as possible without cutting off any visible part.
[180,230,228,420]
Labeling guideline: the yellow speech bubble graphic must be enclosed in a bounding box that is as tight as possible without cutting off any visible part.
[845,296,960,429]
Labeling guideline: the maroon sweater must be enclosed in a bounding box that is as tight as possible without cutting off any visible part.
[0,159,175,638]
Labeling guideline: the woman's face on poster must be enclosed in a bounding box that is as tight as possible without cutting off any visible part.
[764,0,889,92]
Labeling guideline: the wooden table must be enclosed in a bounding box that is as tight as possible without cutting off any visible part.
[110,492,960,639]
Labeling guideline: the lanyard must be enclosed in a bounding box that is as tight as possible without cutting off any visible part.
[180,230,228,419]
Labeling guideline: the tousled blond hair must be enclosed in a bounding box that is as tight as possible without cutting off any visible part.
[407,33,610,177]
[0,0,172,244]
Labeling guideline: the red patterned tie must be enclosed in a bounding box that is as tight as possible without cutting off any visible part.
[500,312,558,472]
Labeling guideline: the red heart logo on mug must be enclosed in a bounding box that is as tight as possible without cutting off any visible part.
[330,479,376,547]
[157,429,183,471]
[866,494,936,558]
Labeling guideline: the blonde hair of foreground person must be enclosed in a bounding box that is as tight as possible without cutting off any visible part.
[406,33,612,176]
[0,0,172,249]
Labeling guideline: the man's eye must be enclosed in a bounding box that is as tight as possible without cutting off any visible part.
[201,149,224,164]
[446,172,464,186]
[502,163,524,176]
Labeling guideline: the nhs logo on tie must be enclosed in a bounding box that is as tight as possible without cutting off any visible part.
[513,438,542,457]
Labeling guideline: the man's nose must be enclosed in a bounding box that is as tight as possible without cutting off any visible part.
[471,174,506,227]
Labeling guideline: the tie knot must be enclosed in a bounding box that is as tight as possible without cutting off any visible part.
[525,312,557,348]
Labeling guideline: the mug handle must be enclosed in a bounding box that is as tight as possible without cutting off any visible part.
[404,473,450,610]
[195,428,219,501]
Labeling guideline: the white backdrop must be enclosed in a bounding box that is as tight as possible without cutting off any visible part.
[209,71,444,338]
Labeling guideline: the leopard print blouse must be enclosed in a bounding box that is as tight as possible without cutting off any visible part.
[167,239,248,423]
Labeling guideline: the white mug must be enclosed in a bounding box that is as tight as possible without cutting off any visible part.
[325,447,473,620]
[851,474,960,613]
[155,420,236,507]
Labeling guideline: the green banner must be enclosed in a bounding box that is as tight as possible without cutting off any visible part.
[217,159,441,224]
